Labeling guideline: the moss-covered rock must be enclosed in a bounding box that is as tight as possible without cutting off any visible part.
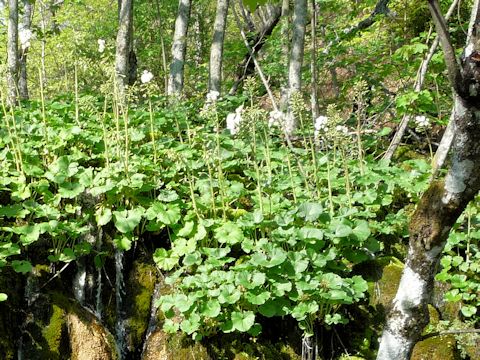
[142,330,210,360]
[411,335,459,360]
[125,261,157,353]
[368,257,404,310]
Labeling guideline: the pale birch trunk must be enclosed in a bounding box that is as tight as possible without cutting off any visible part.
[285,0,307,134]
[208,0,229,95]
[7,0,19,106]
[18,0,32,100]
[168,0,191,97]
[115,0,134,97]
[377,1,480,358]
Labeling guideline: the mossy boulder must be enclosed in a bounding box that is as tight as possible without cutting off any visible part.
[141,330,210,360]
[19,267,71,360]
[125,261,158,353]
[205,332,301,360]
[368,257,404,310]
[411,335,459,360]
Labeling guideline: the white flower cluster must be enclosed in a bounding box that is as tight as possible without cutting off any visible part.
[414,115,430,131]
[97,39,106,53]
[335,125,349,135]
[206,90,220,103]
[141,70,154,84]
[268,110,284,128]
[19,29,33,51]
[314,115,329,140]
[226,105,244,135]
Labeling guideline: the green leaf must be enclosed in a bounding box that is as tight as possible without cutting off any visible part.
[231,311,255,332]
[12,260,32,274]
[58,182,85,199]
[114,235,133,251]
[113,208,143,233]
[0,293,7,302]
[461,305,477,317]
[353,220,371,241]
[215,222,244,245]
[96,207,112,226]
[297,202,324,222]
[335,224,353,238]
[153,248,179,270]
[200,299,221,318]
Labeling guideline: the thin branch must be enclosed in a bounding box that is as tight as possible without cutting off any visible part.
[382,0,460,162]
[427,0,464,95]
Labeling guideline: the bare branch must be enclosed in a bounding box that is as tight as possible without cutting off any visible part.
[427,0,464,95]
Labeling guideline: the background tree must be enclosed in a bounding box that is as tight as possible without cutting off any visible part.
[115,0,135,96]
[208,0,229,95]
[168,0,191,96]
[7,0,19,105]
[18,0,33,100]
[284,0,307,134]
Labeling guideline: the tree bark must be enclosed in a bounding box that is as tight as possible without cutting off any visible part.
[7,0,19,106]
[377,1,480,358]
[284,0,307,134]
[168,0,191,97]
[229,1,281,95]
[115,0,135,97]
[18,0,33,100]
[208,0,229,95]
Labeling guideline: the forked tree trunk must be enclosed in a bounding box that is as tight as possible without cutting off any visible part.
[115,0,134,97]
[377,1,480,358]
[7,0,19,106]
[168,0,191,96]
[18,0,33,100]
[228,2,281,95]
[208,0,229,95]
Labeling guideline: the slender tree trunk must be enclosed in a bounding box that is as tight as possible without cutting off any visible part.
[18,0,32,100]
[281,0,290,58]
[115,0,134,96]
[168,0,191,97]
[377,1,480,358]
[7,0,19,106]
[208,0,229,95]
[191,5,204,68]
[310,0,319,121]
[153,0,168,94]
[285,0,307,134]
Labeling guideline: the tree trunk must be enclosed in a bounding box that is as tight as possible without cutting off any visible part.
[377,1,480,358]
[168,0,191,97]
[310,0,319,121]
[208,0,229,95]
[115,0,134,97]
[229,2,281,95]
[284,0,307,134]
[7,0,19,106]
[18,0,32,100]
